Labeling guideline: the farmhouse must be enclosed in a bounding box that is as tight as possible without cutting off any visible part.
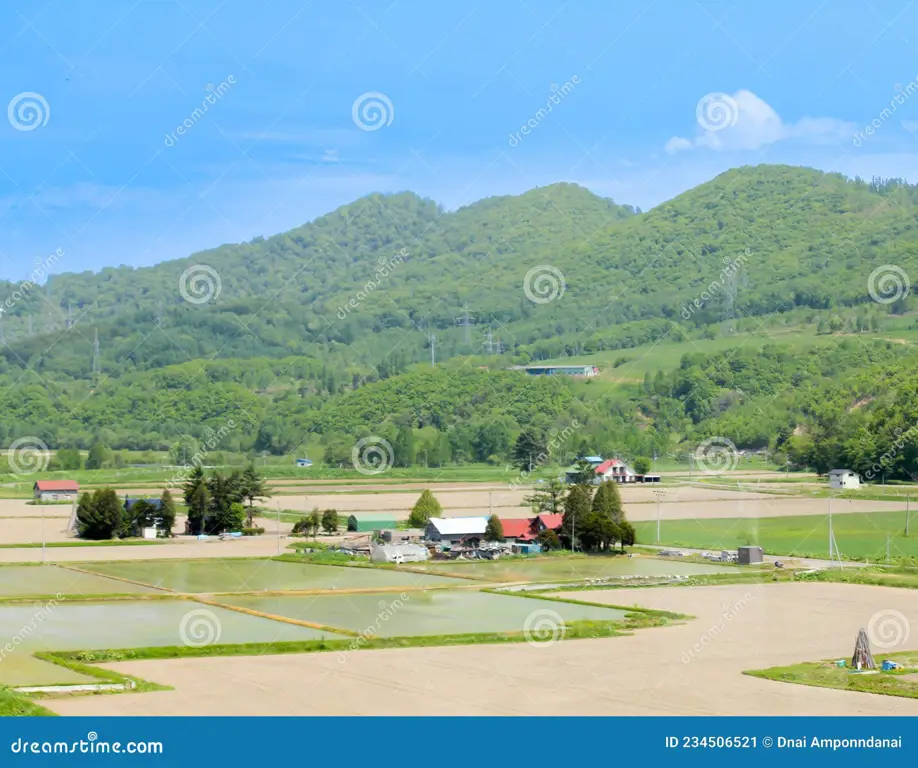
[425,517,488,544]
[565,458,636,484]
[828,469,860,490]
[499,518,537,543]
[33,480,79,502]
[532,513,563,534]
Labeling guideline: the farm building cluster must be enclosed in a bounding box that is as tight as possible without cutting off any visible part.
[343,512,566,563]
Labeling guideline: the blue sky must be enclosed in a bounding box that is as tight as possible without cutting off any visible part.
[2,0,918,280]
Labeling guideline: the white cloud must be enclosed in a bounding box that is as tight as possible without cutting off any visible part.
[666,90,853,153]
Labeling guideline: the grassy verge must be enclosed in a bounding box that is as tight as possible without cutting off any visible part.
[746,651,918,700]
[0,686,56,716]
[798,566,918,590]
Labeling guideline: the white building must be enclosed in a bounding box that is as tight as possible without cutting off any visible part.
[828,469,860,490]
[425,517,488,544]
[370,543,429,564]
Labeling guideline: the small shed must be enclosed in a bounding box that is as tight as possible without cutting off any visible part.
[737,545,763,565]
[33,480,79,502]
[370,543,430,564]
[347,515,397,532]
[381,528,423,543]
[828,469,860,490]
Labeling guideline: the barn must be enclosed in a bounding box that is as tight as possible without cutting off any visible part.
[33,480,79,502]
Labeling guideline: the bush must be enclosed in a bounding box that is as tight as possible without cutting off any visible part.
[242,527,265,536]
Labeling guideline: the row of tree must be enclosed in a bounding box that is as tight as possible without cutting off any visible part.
[76,488,176,540]
[182,464,271,535]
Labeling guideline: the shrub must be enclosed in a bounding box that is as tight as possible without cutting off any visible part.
[242,527,265,536]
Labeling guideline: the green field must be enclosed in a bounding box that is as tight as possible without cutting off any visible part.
[0,565,158,598]
[80,559,469,593]
[216,591,629,637]
[747,650,918,700]
[0,600,341,687]
[406,555,735,583]
[636,510,918,561]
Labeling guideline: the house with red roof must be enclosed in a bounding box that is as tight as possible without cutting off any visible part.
[33,480,80,502]
[565,458,637,485]
[499,518,537,542]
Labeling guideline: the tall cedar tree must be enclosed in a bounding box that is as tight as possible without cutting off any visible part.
[306,508,322,540]
[484,515,504,542]
[187,483,210,535]
[523,479,567,515]
[77,488,123,540]
[511,429,547,472]
[592,480,625,524]
[159,489,176,537]
[408,489,442,528]
[183,465,206,507]
[561,484,592,550]
[241,464,271,527]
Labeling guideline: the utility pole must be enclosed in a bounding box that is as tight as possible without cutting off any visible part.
[907,495,911,537]
[654,489,665,543]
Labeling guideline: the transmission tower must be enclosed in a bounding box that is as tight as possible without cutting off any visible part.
[455,305,473,345]
[428,333,436,367]
[484,328,493,355]
[92,328,101,378]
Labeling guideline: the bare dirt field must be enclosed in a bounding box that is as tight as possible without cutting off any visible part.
[46,581,918,716]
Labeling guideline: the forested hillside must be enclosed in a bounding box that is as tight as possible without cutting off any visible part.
[3,164,918,477]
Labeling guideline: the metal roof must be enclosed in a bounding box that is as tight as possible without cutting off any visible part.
[427,517,488,535]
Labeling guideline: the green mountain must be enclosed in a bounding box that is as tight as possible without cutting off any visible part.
[3,164,918,474]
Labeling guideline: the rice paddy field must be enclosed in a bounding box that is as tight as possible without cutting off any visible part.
[0,554,690,697]
[214,590,630,637]
[0,565,158,597]
[78,559,470,593]
[0,600,341,688]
